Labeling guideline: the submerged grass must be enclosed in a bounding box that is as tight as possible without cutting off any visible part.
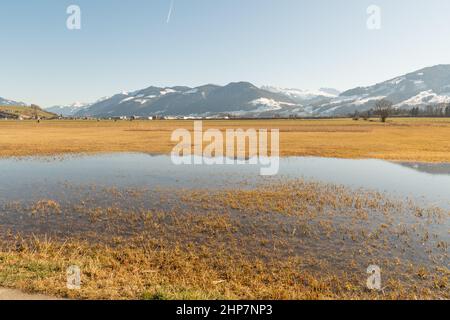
[0,180,448,300]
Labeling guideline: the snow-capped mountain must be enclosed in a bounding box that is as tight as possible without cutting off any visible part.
[76,82,306,118]
[46,102,92,117]
[67,64,450,118]
[314,65,450,115]
[0,96,28,107]
[262,86,340,105]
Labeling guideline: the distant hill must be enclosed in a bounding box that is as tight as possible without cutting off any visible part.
[0,105,56,119]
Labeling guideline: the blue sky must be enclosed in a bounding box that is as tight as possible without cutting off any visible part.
[1,0,450,106]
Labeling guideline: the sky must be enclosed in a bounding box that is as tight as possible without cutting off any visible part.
[1,0,450,107]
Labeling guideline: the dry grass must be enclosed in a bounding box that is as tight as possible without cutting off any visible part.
[1,237,446,300]
[1,118,450,161]
[0,181,448,300]
[1,118,449,299]
[0,106,55,119]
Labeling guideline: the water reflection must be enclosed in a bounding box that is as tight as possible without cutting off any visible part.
[0,154,449,208]
[399,162,450,175]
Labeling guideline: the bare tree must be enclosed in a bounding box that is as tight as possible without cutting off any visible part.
[31,104,40,120]
[375,99,393,122]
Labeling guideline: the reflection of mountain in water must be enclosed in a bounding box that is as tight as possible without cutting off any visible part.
[398,162,450,175]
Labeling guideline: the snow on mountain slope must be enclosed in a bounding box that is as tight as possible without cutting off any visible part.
[395,90,450,107]
[250,98,295,111]
[316,65,450,115]
[0,96,28,107]
[46,102,91,116]
[76,82,304,118]
[261,86,340,104]
[46,96,112,116]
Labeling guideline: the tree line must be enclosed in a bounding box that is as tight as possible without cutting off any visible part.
[409,104,450,117]
[352,100,450,122]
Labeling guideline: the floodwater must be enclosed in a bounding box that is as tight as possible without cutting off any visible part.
[0,153,448,276]
[0,153,449,208]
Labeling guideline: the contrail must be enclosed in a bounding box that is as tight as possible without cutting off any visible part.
[167,0,174,23]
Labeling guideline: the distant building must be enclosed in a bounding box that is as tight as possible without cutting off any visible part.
[110,116,128,120]
[183,116,201,120]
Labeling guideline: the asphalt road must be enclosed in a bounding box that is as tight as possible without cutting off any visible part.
[0,288,60,300]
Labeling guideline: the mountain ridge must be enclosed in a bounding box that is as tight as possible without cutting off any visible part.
[74,82,304,118]
[74,65,450,118]
[36,64,450,118]
[316,64,450,115]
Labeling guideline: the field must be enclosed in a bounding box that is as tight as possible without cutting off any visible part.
[0,117,449,300]
[1,118,450,161]
[0,181,448,300]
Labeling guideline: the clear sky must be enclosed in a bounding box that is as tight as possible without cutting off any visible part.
[1,0,450,107]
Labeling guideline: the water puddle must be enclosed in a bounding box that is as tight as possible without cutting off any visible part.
[0,153,448,279]
[0,153,449,208]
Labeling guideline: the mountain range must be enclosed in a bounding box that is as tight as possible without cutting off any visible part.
[313,64,450,116]
[4,64,450,118]
[72,82,304,118]
[46,102,91,117]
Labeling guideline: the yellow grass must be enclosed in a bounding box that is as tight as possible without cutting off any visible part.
[1,118,450,162]
[1,238,446,300]
[0,181,448,300]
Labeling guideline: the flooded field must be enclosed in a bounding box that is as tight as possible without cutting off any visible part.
[0,153,448,299]
[1,153,450,205]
